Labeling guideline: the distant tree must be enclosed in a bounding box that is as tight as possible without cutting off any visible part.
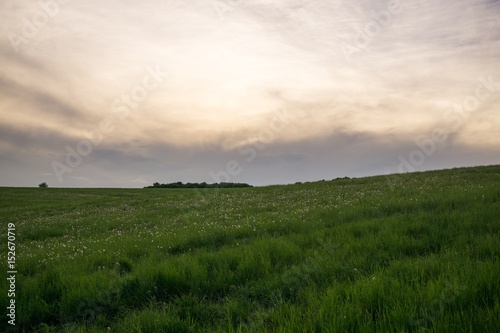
[39,182,48,188]
[144,181,253,189]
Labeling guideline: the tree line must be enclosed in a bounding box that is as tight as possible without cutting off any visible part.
[144,181,253,189]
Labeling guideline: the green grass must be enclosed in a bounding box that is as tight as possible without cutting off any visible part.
[1,165,499,332]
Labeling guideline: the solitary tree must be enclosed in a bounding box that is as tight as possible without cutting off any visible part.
[39,182,48,188]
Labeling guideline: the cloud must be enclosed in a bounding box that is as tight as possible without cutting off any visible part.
[0,0,499,187]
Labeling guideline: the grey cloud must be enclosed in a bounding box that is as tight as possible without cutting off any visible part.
[0,122,75,154]
[1,127,499,187]
[0,0,499,187]
[0,76,94,126]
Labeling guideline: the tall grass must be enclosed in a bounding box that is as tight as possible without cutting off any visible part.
[0,165,499,332]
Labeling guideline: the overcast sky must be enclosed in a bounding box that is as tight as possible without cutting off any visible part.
[1,0,499,187]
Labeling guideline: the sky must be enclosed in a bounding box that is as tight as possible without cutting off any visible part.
[1,0,499,187]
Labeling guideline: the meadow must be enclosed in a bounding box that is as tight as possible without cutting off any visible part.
[0,165,499,332]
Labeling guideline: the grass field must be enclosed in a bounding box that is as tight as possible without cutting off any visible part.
[1,165,499,332]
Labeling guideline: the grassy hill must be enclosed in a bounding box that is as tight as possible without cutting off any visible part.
[1,165,499,332]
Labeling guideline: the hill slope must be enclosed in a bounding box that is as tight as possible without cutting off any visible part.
[1,165,499,332]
